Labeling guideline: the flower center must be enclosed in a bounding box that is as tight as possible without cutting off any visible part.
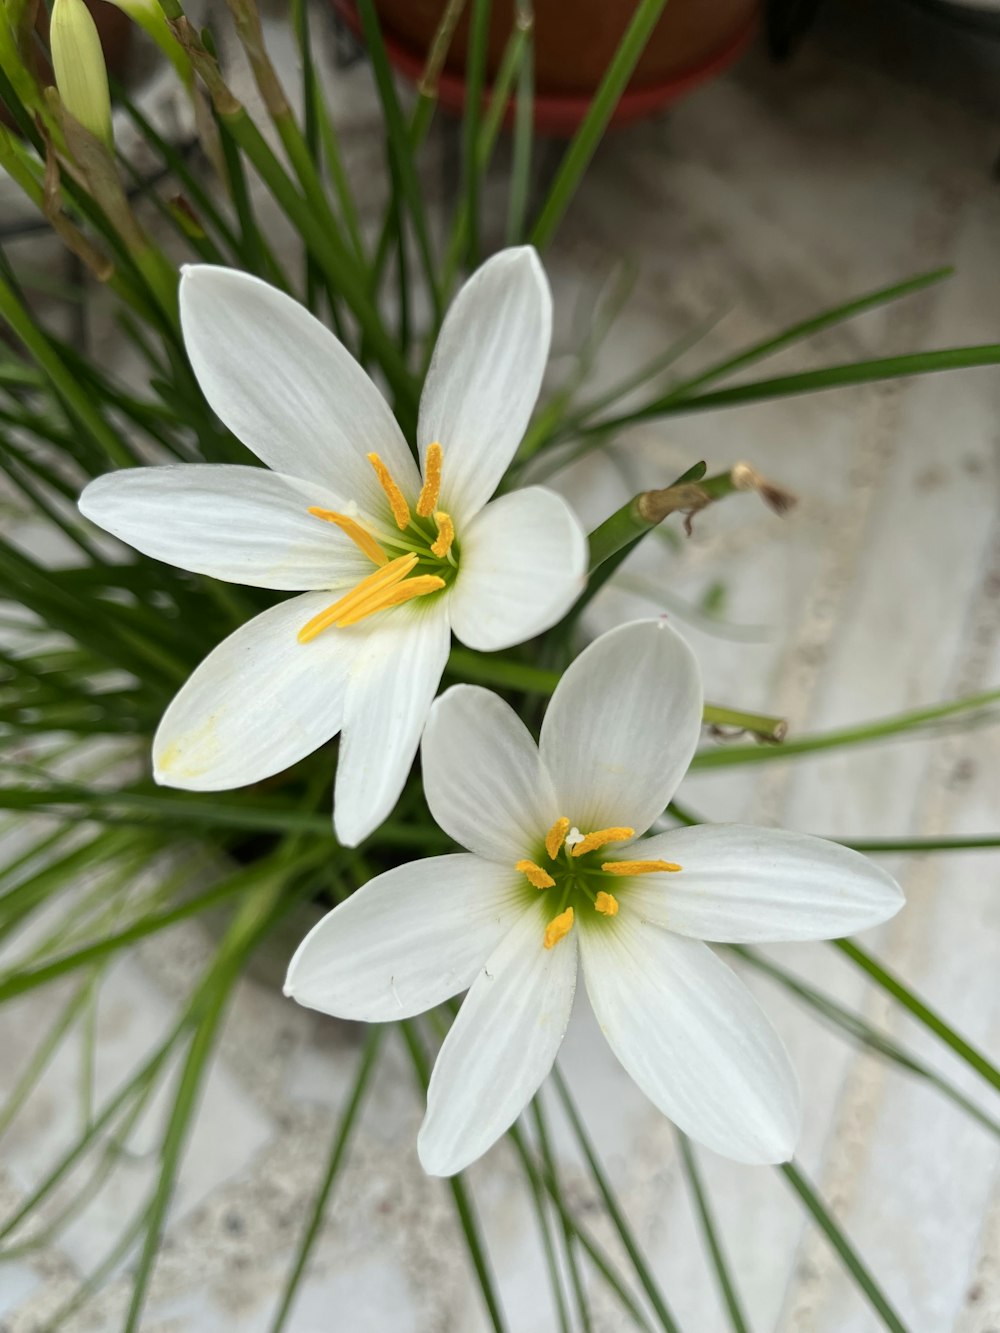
[516,816,681,949]
[297,443,459,643]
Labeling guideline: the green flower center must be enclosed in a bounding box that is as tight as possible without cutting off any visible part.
[515,819,681,949]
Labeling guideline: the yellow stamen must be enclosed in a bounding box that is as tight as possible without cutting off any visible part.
[543,906,574,950]
[516,859,555,890]
[335,574,445,627]
[545,816,570,860]
[594,891,619,917]
[416,442,443,517]
[297,554,416,643]
[367,452,410,530]
[571,826,635,858]
[307,507,388,566]
[431,511,455,559]
[601,859,682,876]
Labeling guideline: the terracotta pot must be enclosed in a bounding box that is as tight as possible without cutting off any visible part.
[338,0,757,134]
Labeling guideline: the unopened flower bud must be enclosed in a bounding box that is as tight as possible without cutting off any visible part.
[50,0,113,148]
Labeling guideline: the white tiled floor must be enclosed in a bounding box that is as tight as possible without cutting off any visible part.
[3,3,1000,1328]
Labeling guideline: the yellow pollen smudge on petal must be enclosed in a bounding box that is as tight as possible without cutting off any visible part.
[543,906,574,950]
[545,816,570,860]
[431,511,455,558]
[367,452,410,529]
[594,891,619,917]
[297,554,417,643]
[335,574,445,627]
[307,507,388,566]
[601,859,682,876]
[516,859,555,889]
[416,442,443,517]
[571,826,635,858]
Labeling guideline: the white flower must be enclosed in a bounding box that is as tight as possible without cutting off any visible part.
[285,619,904,1175]
[79,249,587,845]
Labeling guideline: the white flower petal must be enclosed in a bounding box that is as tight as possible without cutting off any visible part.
[625,824,904,942]
[449,487,587,652]
[153,592,352,790]
[79,465,369,590]
[179,266,421,510]
[539,619,703,837]
[284,854,526,1021]
[333,603,451,847]
[580,918,799,1164]
[422,685,559,861]
[418,248,552,521]
[418,900,577,1176]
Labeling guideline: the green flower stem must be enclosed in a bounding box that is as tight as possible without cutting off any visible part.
[528,0,668,249]
[832,939,1000,1095]
[550,1065,681,1333]
[691,686,1000,770]
[439,21,531,303]
[676,1135,750,1333]
[0,784,452,848]
[364,0,467,316]
[461,0,492,272]
[297,3,367,270]
[165,6,415,405]
[778,1162,907,1333]
[355,0,441,321]
[618,266,954,417]
[733,945,1000,1140]
[586,463,786,577]
[122,870,291,1332]
[215,109,291,292]
[0,973,94,1142]
[269,1027,385,1333]
[0,848,323,1004]
[505,1,534,245]
[506,1121,656,1332]
[531,1099,592,1332]
[400,1019,508,1333]
[217,104,415,400]
[447,646,786,739]
[511,1119,574,1333]
[596,344,1000,434]
[0,275,132,466]
[842,834,1000,853]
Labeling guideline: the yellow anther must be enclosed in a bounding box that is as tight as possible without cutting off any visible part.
[543,906,574,950]
[545,816,570,860]
[297,554,416,643]
[335,574,445,627]
[571,827,635,858]
[416,442,443,517]
[594,891,619,917]
[307,507,388,567]
[367,452,410,530]
[601,859,682,876]
[431,511,455,559]
[516,859,555,889]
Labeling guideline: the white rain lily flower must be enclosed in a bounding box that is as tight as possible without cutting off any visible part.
[285,619,904,1175]
[78,248,586,846]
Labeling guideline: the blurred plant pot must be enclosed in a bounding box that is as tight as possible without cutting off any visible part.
[336,0,758,135]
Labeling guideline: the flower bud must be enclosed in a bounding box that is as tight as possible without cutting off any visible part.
[50,0,113,149]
